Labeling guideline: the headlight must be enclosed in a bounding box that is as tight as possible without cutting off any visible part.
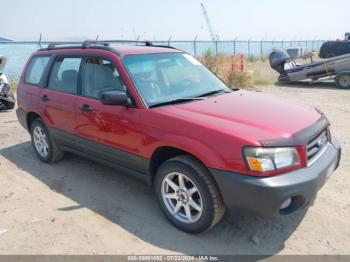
[243,147,300,172]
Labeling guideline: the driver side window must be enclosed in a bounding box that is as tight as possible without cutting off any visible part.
[81,57,125,99]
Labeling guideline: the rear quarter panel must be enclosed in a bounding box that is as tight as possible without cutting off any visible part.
[17,54,41,125]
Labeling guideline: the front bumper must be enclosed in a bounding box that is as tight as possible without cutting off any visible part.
[210,137,341,217]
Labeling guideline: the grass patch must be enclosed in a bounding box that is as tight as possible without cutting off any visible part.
[200,50,277,88]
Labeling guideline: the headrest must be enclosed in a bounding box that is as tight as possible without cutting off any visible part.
[62,70,77,82]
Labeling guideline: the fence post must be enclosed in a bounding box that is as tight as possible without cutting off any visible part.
[233,37,237,55]
[215,40,218,55]
[260,39,263,60]
[193,36,198,57]
[240,54,244,72]
[248,39,251,60]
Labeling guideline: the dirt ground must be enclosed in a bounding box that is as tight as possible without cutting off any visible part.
[0,83,349,256]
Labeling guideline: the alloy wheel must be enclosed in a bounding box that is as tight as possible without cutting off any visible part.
[161,172,203,223]
[33,126,49,158]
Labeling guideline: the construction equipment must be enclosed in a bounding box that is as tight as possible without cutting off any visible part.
[200,3,218,41]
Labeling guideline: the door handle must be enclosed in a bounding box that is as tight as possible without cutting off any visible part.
[41,95,50,102]
[79,104,94,112]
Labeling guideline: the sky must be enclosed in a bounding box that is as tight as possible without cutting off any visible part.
[2,0,350,41]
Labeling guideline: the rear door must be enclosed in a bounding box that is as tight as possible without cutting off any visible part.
[39,56,82,137]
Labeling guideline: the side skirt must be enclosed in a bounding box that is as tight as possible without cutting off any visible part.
[50,128,152,186]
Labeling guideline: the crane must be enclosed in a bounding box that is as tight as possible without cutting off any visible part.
[201,3,218,41]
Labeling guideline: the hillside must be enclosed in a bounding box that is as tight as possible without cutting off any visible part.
[0,37,12,41]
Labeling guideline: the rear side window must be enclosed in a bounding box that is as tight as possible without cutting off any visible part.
[25,56,50,85]
[48,57,82,94]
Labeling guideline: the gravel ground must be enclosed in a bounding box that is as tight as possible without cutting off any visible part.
[0,83,349,255]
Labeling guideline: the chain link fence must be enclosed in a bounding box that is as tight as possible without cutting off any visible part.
[0,39,327,77]
[154,40,327,58]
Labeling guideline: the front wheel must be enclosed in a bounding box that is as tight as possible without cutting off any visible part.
[155,155,225,234]
[336,72,350,89]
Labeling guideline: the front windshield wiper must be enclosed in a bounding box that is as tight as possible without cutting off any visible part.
[195,89,231,98]
[149,97,203,108]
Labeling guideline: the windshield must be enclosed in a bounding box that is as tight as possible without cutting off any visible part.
[123,53,230,107]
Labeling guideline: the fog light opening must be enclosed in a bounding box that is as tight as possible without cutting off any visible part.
[280,198,292,210]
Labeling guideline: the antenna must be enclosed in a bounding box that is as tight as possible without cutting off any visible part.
[201,3,218,41]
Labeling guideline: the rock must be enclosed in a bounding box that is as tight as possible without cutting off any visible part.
[251,235,260,245]
[29,217,41,223]
[51,218,55,223]
[273,223,282,230]
[0,229,8,236]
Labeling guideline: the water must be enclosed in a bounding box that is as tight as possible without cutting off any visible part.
[0,40,326,77]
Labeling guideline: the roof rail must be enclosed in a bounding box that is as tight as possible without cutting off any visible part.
[81,40,110,48]
[46,42,81,50]
[101,40,177,49]
[98,40,153,46]
[43,40,176,51]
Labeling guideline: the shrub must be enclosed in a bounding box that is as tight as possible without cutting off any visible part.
[201,51,255,89]
[226,71,255,88]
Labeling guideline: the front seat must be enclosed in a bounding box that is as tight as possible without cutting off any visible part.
[61,70,78,93]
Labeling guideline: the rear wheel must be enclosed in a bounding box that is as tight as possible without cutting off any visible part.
[336,72,350,89]
[30,118,64,163]
[155,155,225,234]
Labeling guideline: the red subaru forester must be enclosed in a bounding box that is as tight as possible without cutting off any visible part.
[16,41,341,233]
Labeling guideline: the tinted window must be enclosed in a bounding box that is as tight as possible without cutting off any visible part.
[81,57,125,99]
[25,56,50,85]
[48,57,81,94]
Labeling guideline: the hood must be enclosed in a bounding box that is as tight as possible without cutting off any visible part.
[157,90,321,143]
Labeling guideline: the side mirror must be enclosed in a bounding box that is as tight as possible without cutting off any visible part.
[100,91,131,106]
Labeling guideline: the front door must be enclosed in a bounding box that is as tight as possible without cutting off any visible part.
[75,56,144,172]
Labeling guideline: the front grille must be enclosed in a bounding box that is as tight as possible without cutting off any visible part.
[307,128,328,164]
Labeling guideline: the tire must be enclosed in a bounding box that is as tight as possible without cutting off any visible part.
[154,155,225,234]
[335,72,350,89]
[30,118,64,163]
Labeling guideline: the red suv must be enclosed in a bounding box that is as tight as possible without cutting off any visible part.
[16,41,341,233]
